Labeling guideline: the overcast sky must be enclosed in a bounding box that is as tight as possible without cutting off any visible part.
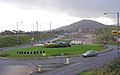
[0,0,119,31]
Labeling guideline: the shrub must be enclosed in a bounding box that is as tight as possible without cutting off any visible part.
[44,43,71,48]
[0,53,9,57]
[44,44,58,48]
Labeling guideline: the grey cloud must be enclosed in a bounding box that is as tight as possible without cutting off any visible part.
[0,0,120,18]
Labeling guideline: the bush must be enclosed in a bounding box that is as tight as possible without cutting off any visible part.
[44,43,71,48]
[0,53,9,57]
[44,44,58,48]
[58,43,71,47]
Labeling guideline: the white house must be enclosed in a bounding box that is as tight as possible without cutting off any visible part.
[70,37,91,45]
[71,40,82,45]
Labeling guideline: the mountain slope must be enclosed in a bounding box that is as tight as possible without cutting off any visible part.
[56,20,106,32]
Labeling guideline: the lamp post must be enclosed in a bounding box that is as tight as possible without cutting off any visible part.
[16,21,22,46]
[36,20,38,32]
[50,21,51,33]
[104,12,120,54]
[16,22,18,46]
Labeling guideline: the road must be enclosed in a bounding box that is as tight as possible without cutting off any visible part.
[0,46,119,75]
[33,46,119,75]
[0,65,32,75]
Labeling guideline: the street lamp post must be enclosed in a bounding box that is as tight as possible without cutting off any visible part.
[16,22,18,46]
[50,21,51,33]
[104,12,120,54]
[16,21,22,46]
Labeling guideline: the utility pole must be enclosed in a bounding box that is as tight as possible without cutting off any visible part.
[16,21,22,46]
[50,21,51,33]
[33,24,34,37]
[117,12,120,54]
[16,22,18,46]
[36,20,38,32]
[31,23,35,46]
[33,23,35,40]
[104,12,120,66]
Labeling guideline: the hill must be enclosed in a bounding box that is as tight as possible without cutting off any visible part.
[55,20,106,33]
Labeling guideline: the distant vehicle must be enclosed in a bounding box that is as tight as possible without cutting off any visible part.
[81,50,98,57]
[56,41,67,45]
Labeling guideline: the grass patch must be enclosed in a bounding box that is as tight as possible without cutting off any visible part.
[1,44,104,58]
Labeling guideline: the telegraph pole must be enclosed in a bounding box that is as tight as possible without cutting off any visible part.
[50,21,51,33]
[104,12,119,51]
[16,21,22,46]
[16,22,18,46]
[36,20,38,32]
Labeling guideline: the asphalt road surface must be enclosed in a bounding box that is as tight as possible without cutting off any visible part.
[33,46,119,75]
[0,46,119,75]
[0,65,32,75]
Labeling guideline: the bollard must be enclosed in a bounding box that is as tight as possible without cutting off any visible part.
[27,71,33,75]
[42,53,46,57]
[42,51,46,57]
[65,58,70,64]
[37,65,42,72]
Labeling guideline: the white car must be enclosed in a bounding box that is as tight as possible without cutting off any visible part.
[81,50,98,57]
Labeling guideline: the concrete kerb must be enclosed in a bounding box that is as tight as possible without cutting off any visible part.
[99,47,114,54]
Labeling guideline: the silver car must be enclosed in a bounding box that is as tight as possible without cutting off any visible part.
[81,50,98,57]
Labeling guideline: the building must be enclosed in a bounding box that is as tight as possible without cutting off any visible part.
[71,37,91,45]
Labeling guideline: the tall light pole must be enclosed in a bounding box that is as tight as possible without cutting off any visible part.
[33,23,35,38]
[31,23,35,46]
[104,12,120,54]
[16,22,18,46]
[16,21,22,46]
[36,20,38,32]
[50,21,51,33]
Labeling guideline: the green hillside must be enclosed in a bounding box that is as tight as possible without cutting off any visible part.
[0,33,55,47]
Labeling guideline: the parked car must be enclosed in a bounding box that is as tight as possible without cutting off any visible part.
[81,50,98,57]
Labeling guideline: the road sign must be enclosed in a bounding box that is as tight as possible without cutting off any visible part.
[112,30,118,35]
